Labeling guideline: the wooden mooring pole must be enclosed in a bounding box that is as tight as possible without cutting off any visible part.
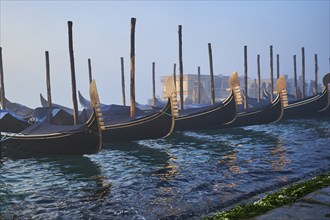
[121,57,126,106]
[88,58,92,83]
[0,47,5,109]
[276,54,280,79]
[244,45,248,109]
[45,51,52,107]
[208,43,215,105]
[257,54,261,103]
[130,17,136,118]
[67,21,79,125]
[178,25,184,110]
[270,45,274,102]
[152,62,156,106]
[301,47,305,98]
[198,66,201,104]
[314,54,318,94]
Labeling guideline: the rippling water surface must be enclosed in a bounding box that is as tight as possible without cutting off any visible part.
[1,117,329,219]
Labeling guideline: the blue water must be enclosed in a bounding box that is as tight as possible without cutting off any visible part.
[1,117,329,219]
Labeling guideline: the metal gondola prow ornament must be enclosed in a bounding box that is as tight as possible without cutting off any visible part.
[227,71,243,105]
[322,73,330,88]
[319,73,330,113]
[275,75,288,108]
[165,75,179,117]
[89,80,105,131]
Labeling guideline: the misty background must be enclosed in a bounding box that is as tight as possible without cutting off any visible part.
[1,1,329,108]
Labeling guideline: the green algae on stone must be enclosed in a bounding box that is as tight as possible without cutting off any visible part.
[204,172,330,220]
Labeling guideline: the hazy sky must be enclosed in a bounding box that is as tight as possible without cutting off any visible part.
[1,0,329,108]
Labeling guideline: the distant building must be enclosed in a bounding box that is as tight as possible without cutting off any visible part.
[160,74,243,105]
[161,74,323,104]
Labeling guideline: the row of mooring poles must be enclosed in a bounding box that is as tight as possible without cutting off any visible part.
[174,30,321,109]
[69,18,139,119]
[0,21,81,125]
[86,17,153,112]
[243,45,319,103]
[177,25,217,109]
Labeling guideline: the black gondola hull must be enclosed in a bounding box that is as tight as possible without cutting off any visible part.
[174,92,236,131]
[1,110,102,155]
[282,88,329,119]
[2,130,101,155]
[102,99,174,142]
[225,94,283,128]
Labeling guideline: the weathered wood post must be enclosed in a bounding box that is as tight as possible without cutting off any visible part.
[244,45,248,109]
[67,21,79,125]
[276,54,280,79]
[198,66,201,104]
[88,58,92,83]
[121,57,126,106]
[130,17,136,118]
[45,51,52,107]
[0,47,5,110]
[208,43,215,105]
[314,54,318,94]
[301,47,305,98]
[152,62,156,106]
[270,45,274,102]
[257,54,261,103]
[178,25,184,110]
[293,55,298,100]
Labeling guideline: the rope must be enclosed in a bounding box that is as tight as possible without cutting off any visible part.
[1,133,16,142]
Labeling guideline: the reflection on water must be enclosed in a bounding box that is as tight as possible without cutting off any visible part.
[270,140,289,172]
[0,117,329,219]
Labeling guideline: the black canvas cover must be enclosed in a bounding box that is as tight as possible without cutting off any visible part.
[20,121,86,135]
[23,107,75,125]
[0,110,30,132]
[4,98,34,118]
[101,104,157,124]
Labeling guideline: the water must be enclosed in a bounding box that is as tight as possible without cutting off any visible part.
[1,117,329,219]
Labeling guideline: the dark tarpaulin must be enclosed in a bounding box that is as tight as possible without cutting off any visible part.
[20,121,86,135]
[23,107,89,125]
[0,110,30,132]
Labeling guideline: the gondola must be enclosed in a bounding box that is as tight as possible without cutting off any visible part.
[0,80,104,155]
[101,97,176,142]
[281,73,329,119]
[223,75,288,128]
[77,93,177,142]
[100,76,178,142]
[75,76,178,142]
[173,71,240,131]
